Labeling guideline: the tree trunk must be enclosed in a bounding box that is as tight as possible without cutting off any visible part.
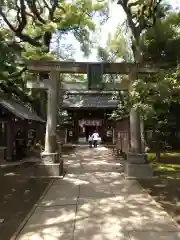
[155,150,161,163]
[155,132,161,162]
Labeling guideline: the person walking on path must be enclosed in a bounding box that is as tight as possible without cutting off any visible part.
[92,130,99,148]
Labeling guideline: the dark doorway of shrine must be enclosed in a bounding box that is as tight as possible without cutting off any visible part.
[66,109,115,144]
[79,119,102,142]
[85,125,100,141]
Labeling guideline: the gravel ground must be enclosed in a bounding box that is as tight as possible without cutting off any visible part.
[0,163,51,240]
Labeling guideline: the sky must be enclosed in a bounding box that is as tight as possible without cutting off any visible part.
[59,0,180,62]
[73,1,125,61]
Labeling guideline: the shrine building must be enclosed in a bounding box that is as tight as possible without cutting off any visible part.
[61,90,119,144]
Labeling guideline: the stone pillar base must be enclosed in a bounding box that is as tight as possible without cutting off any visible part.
[34,162,64,177]
[127,152,148,164]
[41,152,59,163]
[33,152,64,177]
[125,153,153,179]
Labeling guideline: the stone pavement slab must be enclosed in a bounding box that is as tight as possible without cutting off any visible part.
[129,231,180,240]
[39,184,79,206]
[79,184,112,198]
[15,146,180,240]
[74,230,130,240]
[110,179,144,195]
[17,205,76,240]
[17,233,73,240]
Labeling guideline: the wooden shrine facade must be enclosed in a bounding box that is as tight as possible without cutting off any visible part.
[0,95,45,162]
[56,90,119,144]
[61,96,117,144]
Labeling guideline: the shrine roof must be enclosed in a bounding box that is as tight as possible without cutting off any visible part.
[62,92,118,109]
[0,96,45,122]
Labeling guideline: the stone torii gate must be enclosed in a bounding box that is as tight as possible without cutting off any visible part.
[25,60,160,177]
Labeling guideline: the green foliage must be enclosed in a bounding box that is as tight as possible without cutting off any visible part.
[0,29,22,80]
[130,69,180,117]
[142,12,180,64]
[0,0,109,59]
[97,24,132,85]
[110,92,130,120]
[0,28,32,103]
[112,68,180,132]
[118,0,166,55]
[97,25,131,62]
[110,1,180,132]
[0,0,109,112]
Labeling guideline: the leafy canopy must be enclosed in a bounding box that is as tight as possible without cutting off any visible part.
[0,0,109,109]
[0,0,109,59]
[111,1,180,128]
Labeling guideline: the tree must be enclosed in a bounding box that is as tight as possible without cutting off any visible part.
[111,3,180,155]
[114,2,180,119]
[0,0,109,59]
[111,1,174,153]
[0,28,34,104]
[142,11,180,64]
[97,24,131,62]
[0,0,109,116]
[96,24,131,86]
[118,0,166,62]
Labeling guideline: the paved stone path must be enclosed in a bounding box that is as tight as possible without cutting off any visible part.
[16,146,180,240]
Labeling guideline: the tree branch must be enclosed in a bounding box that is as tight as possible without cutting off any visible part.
[127,1,139,8]
[0,81,33,104]
[49,0,59,20]
[16,0,27,33]
[26,0,46,24]
[42,0,51,10]
[18,33,42,46]
[0,2,42,47]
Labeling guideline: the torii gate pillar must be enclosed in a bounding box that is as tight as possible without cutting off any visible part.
[125,71,153,178]
[27,71,63,176]
[44,71,58,154]
[39,71,64,176]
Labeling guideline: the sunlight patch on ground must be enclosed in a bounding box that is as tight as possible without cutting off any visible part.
[4,172,16,176]
[95,146,109,151]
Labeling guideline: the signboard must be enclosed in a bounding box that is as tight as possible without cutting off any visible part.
[88,63,103,90]
[27,80,49,89]
[79,119,102,127]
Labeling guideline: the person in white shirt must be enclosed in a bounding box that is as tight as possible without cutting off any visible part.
[92,130,99,148]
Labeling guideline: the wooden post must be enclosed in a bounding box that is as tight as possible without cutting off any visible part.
[65,128,67,144]
[44,71,59,153]
[73,112,79,143]
[6,119,14,161]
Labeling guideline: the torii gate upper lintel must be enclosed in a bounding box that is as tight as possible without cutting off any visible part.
[25,60,162,74]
